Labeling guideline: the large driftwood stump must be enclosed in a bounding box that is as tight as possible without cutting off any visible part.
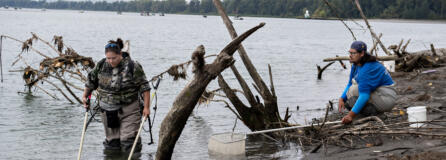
[155,23,265,160]
[213,0,290,131]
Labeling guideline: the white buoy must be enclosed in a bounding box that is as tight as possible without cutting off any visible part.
[407,106,427,128]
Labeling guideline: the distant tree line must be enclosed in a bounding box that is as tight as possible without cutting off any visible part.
[1,0,446,19]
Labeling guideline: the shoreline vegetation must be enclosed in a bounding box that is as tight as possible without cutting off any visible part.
[1,0,446,20]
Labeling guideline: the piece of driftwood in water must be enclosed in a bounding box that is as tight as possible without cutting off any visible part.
[323,55,397,62]
[4,33,94,104]
[155,23,265,160]
[336,55,347,69]
[213,0,290,131]
[317,62,335,80]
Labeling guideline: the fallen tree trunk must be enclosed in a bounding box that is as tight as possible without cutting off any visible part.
[323,55,397,62]
[156,23,265,160]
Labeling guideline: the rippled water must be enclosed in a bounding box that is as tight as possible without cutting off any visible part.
[1,8,446,160]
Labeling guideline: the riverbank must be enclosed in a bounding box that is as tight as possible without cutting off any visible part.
[304,64,446,159]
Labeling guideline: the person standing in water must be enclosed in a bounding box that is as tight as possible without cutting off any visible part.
[82,38,151,152]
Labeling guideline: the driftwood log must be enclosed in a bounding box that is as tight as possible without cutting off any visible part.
[155,23,265,160]
[317,62,335,80]
[323,55,397,62]
[213,0,290,131]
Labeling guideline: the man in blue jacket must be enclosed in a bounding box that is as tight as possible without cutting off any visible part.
[338,41,397,124]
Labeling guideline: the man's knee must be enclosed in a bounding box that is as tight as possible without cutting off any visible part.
[345,96,358,111]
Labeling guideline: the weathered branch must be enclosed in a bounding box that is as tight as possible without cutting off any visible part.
[370,33,382,56]
[353,0,391,56]
[335,55,347,69]
[401,39,411,54]
[324,55,397,62]
[52,71,82,104]
[42,79,74,104]
[268,64,276,97]
[431,44,437,56]
[156,23,264,160]
[323,0,356,40]
[229,65,257,107]
[31,32,62,56]
[34,84,59,100]
[1,35,50,59]
[214,0,273,101]
[317,62,335,80]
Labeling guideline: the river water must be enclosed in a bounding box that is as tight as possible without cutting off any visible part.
[0,8,445,160]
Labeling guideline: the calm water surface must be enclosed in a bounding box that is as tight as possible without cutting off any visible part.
[1,8,445,160]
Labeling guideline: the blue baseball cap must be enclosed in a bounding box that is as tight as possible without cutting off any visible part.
[350,41,367,53]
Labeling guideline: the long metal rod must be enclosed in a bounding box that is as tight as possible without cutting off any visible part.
[247,121,341,135]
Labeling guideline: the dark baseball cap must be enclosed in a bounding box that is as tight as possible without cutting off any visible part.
[350,41,367,52]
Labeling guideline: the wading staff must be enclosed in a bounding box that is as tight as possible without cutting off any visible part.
[128,78,161,160]
[77,96,90,160]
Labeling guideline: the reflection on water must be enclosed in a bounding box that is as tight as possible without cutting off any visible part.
[1,8,446,159]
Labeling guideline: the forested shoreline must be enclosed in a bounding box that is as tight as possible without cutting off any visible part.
[1,0,446,19]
